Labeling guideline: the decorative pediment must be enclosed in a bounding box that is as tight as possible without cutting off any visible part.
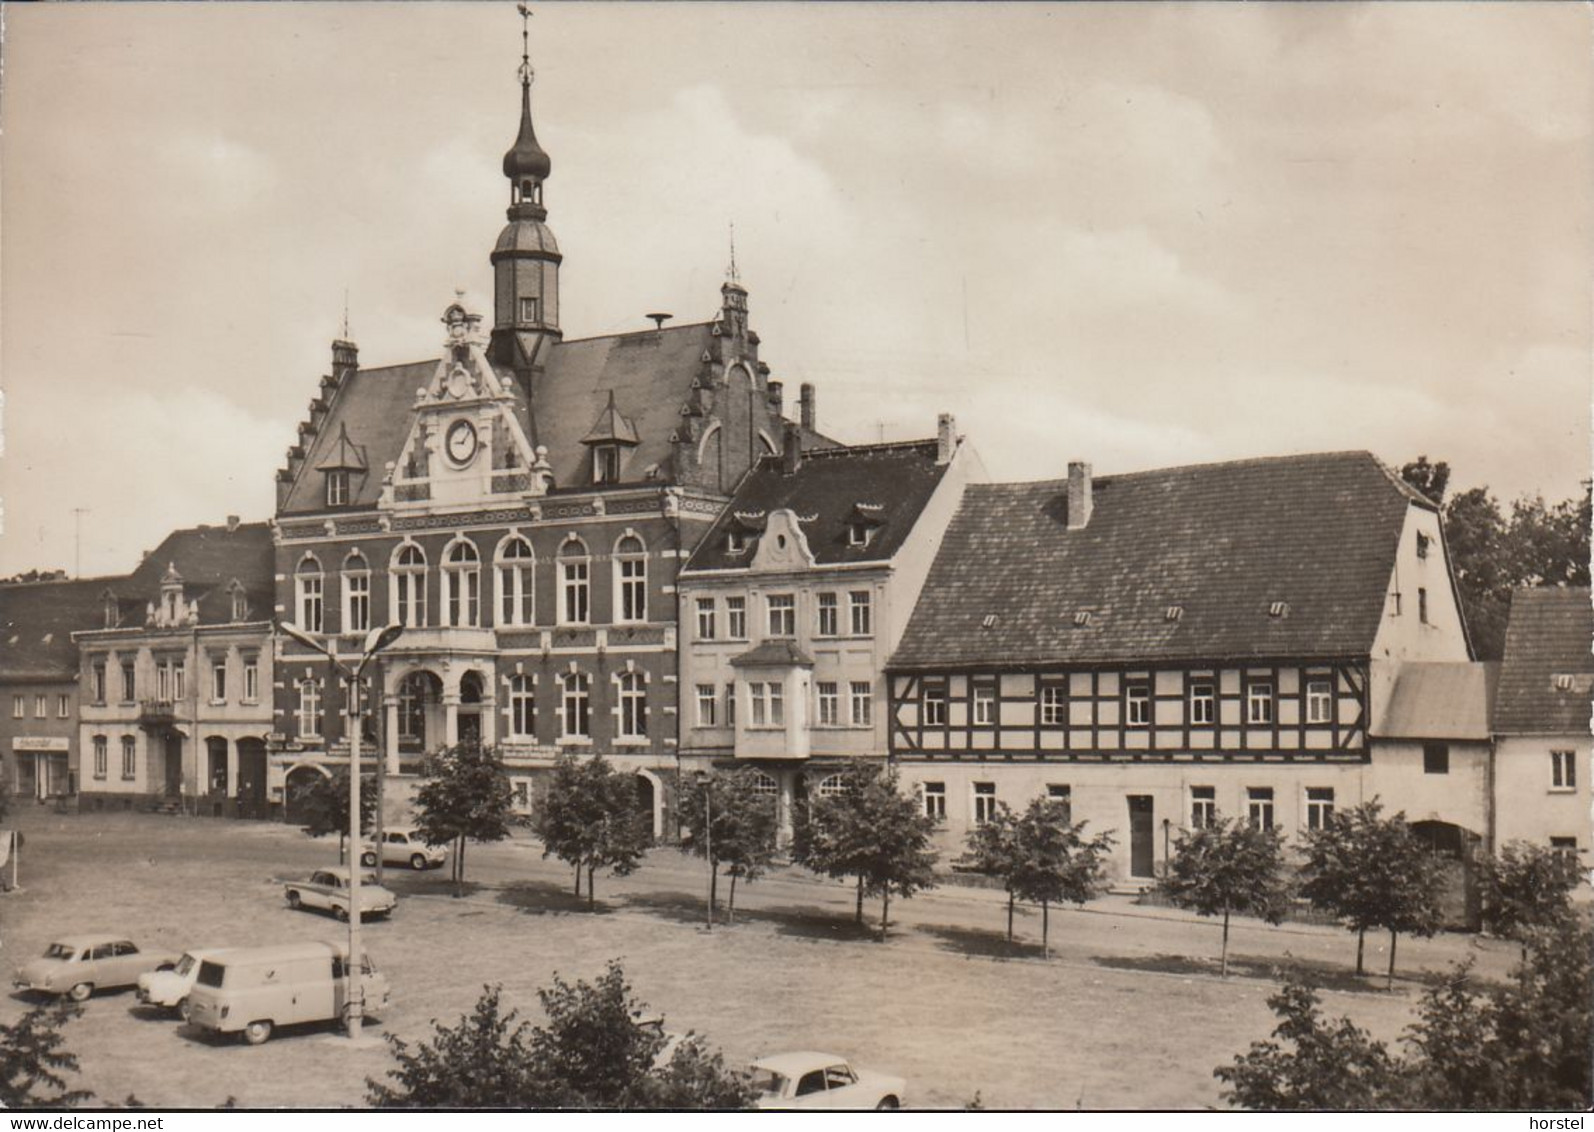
[748,509,817,573]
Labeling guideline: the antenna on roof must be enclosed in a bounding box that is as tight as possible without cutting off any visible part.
[727,222,740,285]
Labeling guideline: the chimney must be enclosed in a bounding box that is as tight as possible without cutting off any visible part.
[767,379,784,419]
[781,421,803,476]
[1067,462,1093,530]
[332,338,358,382]
[226,514,241,533]
[936,413,957,466]
[799,383,816,432]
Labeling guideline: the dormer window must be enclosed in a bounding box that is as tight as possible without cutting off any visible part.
[326,470,350,507]
[726,530,747,555]
[230,587,248,623]
[102,596,118,629]
[1269,601,1289,618]
[847,522,872,548]
[593,444,621,485]
[1073,611,1092,628]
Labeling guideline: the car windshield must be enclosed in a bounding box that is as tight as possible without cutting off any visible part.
[175,954,198,976]
[43,943,78,961]
[196,960,226,988]
[750,1068,788,1097]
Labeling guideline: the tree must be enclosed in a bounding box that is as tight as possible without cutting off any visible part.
[413,741,516,892]
[676,769,778,923]
[961,799,1113,956]
[1478,841,1582,964]
[1399,455,1450,506]
[534,755,649,908]
[1214,982,1406,1111]
[1160,816,1291,976]
[368,965,755,1109]
[792,761,939,938]
[292,768,376,864]
[1298,800,1447,989]
[0,1000,93,1108]
[1218,917,1593,1111]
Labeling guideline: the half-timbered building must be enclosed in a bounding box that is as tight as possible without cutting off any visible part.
[268,39,830,834]
[886,452,1481,881]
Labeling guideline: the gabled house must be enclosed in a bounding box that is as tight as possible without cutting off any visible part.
[886,451,1483,880]
[679,416,984,837]
[73,518,274,814]
[1492,586,1591,860]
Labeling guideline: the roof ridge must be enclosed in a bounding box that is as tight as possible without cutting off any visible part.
[798,438,937,459]
[557,321,712,346]
[969,449,1391,494]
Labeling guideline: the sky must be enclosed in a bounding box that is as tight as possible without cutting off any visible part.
[2,2,1589,579]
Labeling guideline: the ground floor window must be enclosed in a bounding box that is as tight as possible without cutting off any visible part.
[1305,786,1335,830]
[695,685,717,728]
[1550,836,1578,858]
[120,736,136,780]
[973,782,998,826]
[1247,786,1274,831]
[1423,742,1450,775]
[922,781,946,820]
[1046,783,1072,825]
[1190,785,1216,829]
[93,736,108,779]
[561,673,591,739]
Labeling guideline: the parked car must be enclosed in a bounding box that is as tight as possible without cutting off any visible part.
[13,936,179,1002]
[284,867,397,921]
[749,1052,906,1110]
[358,828,447,871]
[185,940,390,1045]
[137,949,224,1020]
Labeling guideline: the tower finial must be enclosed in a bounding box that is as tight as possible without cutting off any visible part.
[727,222,740,285]
[517,4,533,87]
[341,289,350,340]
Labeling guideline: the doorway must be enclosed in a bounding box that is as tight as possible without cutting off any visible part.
[1128,795,1155,878]
[163,733,184,796]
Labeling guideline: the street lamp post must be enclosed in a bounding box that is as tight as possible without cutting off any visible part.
[278,621,404,1041]
[695,770,714,931]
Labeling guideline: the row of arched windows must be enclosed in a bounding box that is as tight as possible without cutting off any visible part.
[292,533,649,634]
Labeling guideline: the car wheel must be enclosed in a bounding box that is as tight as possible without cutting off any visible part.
[67,982,93,1003]
[243,1020,273,1046]
[360,851,378,867]
[287,890,302,909]
[176,997,191,1023]
[335,905,350,922]
[410,853,428,871]
[876,1097,900,1111]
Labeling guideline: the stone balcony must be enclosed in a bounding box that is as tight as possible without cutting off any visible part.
[380,627,498,657]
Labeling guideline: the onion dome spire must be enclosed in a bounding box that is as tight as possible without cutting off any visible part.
[503,5,551,186]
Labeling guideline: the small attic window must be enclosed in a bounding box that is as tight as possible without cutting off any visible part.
[1554,674,1574,692]
[593,445,621,486]
[726,530,747,555]
[1165,605,1183,622]
[102,596,118,629]
[1269,601,1288,618]
[520,297,539,322]
[326,470,350,507]
[232,589,249,623]
[981,614,997,629]
[1073,611,1092,628]
[1416,532,1430,559]
[847,522,873,548]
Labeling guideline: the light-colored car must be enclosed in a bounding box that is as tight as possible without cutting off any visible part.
[13,936,179,1002]
[137,949,223,1020]
[750,1052,907,1110]
[284,867,397,921]
[358,828,447,871]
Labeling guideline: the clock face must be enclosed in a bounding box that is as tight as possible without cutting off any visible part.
[445,419,478,466]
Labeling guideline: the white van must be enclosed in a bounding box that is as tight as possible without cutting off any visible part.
[185,940,391,1045]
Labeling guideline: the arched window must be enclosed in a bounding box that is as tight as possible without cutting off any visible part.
[558,538,590,626]
[342,552,371,635]
[508,674,535,738]
[617,671,647,739]
[443,539,481,627]
[750,772,779,797]
[560,672,590,739]
[614,535,647,623]
[496,537,535,626]
[817,774,847,798]
[295,556,323,634]
[391,544,427,628]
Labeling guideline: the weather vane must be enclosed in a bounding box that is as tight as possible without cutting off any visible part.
[517,4,533,85]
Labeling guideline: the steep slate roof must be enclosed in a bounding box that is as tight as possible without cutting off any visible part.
[685,441,951,572]
[126,522,275,625]
[0,579,116,680]
[1493,586,1593,734]
[890,451,1426,671]
[1378,661,1497,740]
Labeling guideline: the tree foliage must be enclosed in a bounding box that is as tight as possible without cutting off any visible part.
[792,761,939,937]
[1298,799,1446,988]
[1399,459,1590,659]
[0,1000,93,1108]
[961,799,1113,956]
[1478,841,1581,958]
[292,769,376,864]
[533,755,649,908]
[368,965,755,1110]
[1160,816,1291,976]
[1218,917,1593,1111]
[676,769,778,923]
[413,741,516,890]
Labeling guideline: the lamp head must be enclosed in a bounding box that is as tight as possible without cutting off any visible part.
[364,623,405,656]
[277,621,324,653]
